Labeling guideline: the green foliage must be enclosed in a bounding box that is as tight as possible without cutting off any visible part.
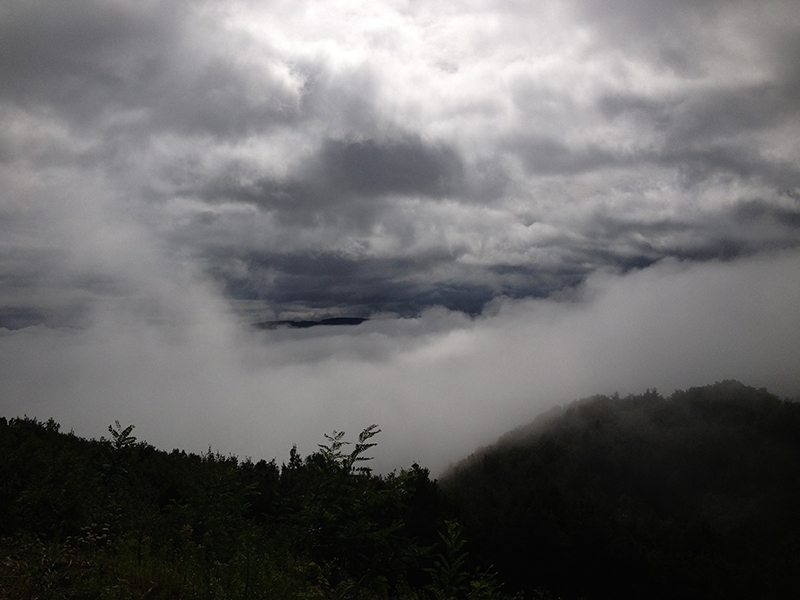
[318,424,381,474]
[425,521,469,599]
[0,418,478,599]
[6,380,793,599]
[423,520,516,600]
[107,420,137,451]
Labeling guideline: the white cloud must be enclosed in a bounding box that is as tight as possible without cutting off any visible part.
[2,249,798,475]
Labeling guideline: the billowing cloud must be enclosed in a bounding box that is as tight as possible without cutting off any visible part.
[1,0,798,469]
[1,250,798,474]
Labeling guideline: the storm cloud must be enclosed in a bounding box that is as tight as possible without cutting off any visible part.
[1,0,799,470]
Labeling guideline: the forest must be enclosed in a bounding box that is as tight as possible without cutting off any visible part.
[2,380,800,599]
[442,381,800,599]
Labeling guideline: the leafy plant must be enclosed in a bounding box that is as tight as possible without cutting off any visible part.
[318,424,381,473]
[423,520,515,600]
[0,417,512,599]
[107,420,137,451]
[426,520,470,599]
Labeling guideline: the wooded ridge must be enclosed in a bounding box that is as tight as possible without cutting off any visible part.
[2,380,799,599]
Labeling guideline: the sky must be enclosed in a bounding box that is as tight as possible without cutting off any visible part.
[1,0,799,474]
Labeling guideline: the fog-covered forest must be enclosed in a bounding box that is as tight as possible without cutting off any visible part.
[3,380,800,599]
[443,380,800,599]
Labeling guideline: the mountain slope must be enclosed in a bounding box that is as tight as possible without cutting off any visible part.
[441,381,800,600]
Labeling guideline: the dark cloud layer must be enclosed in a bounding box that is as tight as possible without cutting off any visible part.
[2,250,798,474]
[2,0,798,323]
[318,137,464,198]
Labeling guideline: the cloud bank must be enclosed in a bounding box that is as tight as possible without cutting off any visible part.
[2,250,798,474]
[1,0,799,472]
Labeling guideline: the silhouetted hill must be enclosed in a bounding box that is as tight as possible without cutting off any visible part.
[3,381,799,599]
[254,316,368,329]
[440,381,800,600]
[0,420,485,600]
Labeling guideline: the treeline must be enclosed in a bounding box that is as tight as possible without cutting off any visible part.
[3,380,800,599]
[0,421,512,599]
[441,380,800,600]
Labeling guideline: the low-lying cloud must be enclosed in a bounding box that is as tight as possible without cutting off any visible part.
[2,249,798,474]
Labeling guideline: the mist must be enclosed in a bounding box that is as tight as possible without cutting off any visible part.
[1,248,797,475]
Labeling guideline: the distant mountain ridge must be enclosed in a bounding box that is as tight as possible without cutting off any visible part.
[254,316,368,329]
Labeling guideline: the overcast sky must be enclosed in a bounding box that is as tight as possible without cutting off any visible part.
[1,0,799,473]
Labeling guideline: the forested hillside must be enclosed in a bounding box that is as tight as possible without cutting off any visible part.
[3,381,800,599]
[442,381,800,600]
[0,421,509,599]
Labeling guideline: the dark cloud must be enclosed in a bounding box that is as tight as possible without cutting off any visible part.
[222,252,505,317]
[577,198,800,269]
[733,198,800,229]
[0,0,303,139]
[189,135,465,236]
[511,136,620,175]
[318,137,464,197]
[182,176,800,318]
[0,0,180,119]
[239,135,461,200]
[147,57,303,139]
[669,86,791,142]
[217,248,593,319]
[0,307,45,331]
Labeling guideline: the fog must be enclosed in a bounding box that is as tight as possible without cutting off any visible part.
[2,248,798,474]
